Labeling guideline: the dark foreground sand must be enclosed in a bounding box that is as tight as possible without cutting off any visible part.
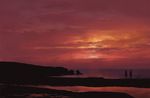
[1,77,150,88]
[1,77,150,98]
[0,84,134,98]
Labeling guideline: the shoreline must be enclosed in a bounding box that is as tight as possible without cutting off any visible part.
[0,84,134,98]
[1,77,150,88]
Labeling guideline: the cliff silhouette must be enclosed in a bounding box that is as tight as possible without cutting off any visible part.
[0,62,76,82]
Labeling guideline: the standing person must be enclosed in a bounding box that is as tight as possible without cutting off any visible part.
[129,70,133,79]
[124,70,128,79]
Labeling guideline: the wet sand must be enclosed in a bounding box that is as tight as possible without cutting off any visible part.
[0,84,134,98]
[46,86,150,98]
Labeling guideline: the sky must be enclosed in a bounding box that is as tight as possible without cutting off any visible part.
[0,0,150,69]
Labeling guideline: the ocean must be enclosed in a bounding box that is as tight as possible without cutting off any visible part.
[81,69,150,79]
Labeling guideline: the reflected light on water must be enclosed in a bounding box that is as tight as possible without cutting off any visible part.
[40,86,150,98]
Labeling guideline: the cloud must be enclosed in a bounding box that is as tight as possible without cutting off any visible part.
[0,0,150,68]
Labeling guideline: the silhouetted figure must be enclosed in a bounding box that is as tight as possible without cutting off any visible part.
[124,70,128,79]
[129,70,133,79]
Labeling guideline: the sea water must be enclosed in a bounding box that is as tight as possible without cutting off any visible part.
[80,69,150,79]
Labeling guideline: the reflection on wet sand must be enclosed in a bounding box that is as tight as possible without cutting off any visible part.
[43,86,150,98]
[0,84,134,98]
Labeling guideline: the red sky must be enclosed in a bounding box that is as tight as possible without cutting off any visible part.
[0,0,150,69]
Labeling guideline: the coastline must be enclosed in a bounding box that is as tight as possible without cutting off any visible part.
[0,84,134,98]
[1,77,150,88]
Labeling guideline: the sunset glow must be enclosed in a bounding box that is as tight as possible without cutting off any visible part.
[0,0,150,69]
